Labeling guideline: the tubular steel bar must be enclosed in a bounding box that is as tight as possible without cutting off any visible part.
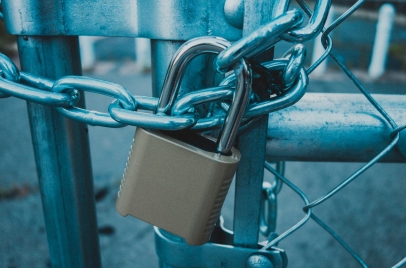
[155,227,287,268]
[233,0,273,248]
[2,0,241,41]
[17,36,101,267]
[151,41,183,98]
[265,93,406,162]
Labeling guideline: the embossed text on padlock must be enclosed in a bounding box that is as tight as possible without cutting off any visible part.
[116,36,252,246]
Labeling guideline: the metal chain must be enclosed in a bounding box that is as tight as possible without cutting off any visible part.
[0,53,307,129]
[0,9,311,130]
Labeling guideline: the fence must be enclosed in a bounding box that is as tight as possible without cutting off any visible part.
[1,0,405,267]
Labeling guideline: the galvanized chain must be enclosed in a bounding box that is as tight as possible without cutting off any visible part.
[0,8,312,130]
[0,52,306,130]
[0,53,303,129]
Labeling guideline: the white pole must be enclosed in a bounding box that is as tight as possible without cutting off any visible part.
[135,38,151,72]
[79,36,96,71]
[368,4,395,79]
[311,5,335,77]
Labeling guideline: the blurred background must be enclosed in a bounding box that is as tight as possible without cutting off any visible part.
[1,1,406,268]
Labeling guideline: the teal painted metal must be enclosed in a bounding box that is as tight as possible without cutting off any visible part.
[2,0,241,40]
[220,59,308,119]
[2,65,405,162]
[215,9,304,72]
[150,41,183,98]
[3,0,403,266]
[281,0,331,42]
[155,226,287,268]
[53,76,136,128]
[17,36,101,268]
[0,53,19,97]
[233,0,273,249]
[0,74,80,106]
[265,93,406,162]
[0,50,309,130]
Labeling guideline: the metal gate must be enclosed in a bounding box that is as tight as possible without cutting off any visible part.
[0,0,405,267]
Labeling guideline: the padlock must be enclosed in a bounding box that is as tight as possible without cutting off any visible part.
[115,36,252,246]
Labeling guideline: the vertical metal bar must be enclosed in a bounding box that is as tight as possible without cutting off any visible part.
[17,36,101,268]
[233,0,273,248]
[151,40,217,97]
[151,40,184,97]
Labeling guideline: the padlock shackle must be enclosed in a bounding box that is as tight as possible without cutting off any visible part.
[157,37,231,115]
[157,36,252,155]
[216,60,251,155]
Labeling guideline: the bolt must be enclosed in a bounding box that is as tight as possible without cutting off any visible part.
[246,254,274,268]
[224,0,244,29]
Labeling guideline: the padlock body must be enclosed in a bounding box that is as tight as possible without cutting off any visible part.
[116,128,240,246]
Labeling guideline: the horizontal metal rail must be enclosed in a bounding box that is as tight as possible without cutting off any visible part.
[1,0,241,40]
[266,93,406,162]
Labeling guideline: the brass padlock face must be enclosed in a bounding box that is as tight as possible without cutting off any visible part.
[116,128,240,246]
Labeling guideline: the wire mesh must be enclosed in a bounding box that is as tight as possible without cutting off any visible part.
[0,0,404,266]
[260,1,405,267]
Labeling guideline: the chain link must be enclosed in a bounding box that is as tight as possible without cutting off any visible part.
[53,76,137,128]
[215,9,304,73]
[281,0,331,42]
[0,53,304,129]
[0,53,19,98]
[2,73,80,107]
[0,16,309,130]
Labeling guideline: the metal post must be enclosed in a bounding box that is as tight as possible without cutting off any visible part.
[17,36,101,268]
[368,4,395,79]
[151,40,217,98]
[79,36,97,70]
[135,38,152,72]
[233,0,273,247]
[151,40,184,97]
